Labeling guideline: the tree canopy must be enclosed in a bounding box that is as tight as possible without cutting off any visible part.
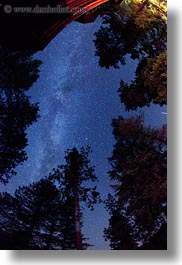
[94,0,167,109]
[119,51,167,110]
[0,50,41,184]
[0,178,72,249]
[104,115,167,248]
[0,147,100,250]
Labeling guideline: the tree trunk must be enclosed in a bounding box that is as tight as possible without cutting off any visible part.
[74,187,82,250]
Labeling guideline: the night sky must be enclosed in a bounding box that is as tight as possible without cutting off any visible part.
[1,18,167,249]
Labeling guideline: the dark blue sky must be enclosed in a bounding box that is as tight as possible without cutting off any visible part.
[2,18,167,249]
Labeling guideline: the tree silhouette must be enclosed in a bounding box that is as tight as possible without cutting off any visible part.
[0,147,100,250]
[139,222,167,250]
[105,115,167,248]
[104,194,137,250]
[94,5,166,68]
[48,146,101,250]
[0,179,66,249]
[0,49,41,184]
[94,3,167,109]
[118,51,167,110]
[104,211,137,250]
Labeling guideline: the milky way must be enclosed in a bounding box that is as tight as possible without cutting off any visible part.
[3,18,167,249]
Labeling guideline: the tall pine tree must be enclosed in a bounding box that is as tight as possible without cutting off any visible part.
[48,147,100,250]
[105,115,167,249]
